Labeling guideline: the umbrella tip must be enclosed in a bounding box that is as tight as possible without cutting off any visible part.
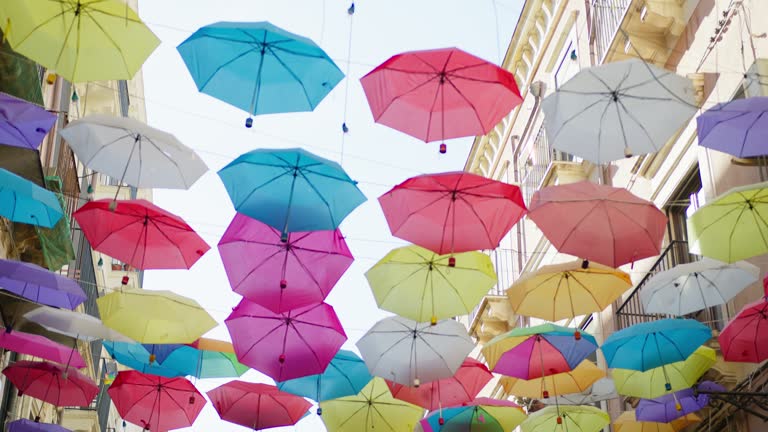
[279,354,286,364]
[347,3,355,14]
[448,257,456,267]
[280,279,287,289]
[665,382,672,391]
[342,122,349,133]
[574,330,581,340]
[542,390,549,399]
[413,378,420,388]
[430,316,437,326]
[624,146,633,158]
[34,416,40,423]
[280,232,289,243]
[245,117,253,128]
[109,200,118,211]
[581,259,589,269]
[439,143,447,154]
[149,354,156,364]
[438,417,445,425]
[317,407,323,416]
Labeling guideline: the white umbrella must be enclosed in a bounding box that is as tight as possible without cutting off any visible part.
[541,58,697,164]
[640,258,759,316]
[356,316,474,387]
[24,307,134,342]
[542,377,617,405]
[60,114,208,189]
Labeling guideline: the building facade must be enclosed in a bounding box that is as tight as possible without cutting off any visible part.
[464,0,768,430]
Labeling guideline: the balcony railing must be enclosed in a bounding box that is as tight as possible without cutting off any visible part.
[468,248,520,327]
[520,127,575,205]
[589,0,632,63]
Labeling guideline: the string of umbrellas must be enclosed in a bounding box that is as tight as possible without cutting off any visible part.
[1,2,768,432]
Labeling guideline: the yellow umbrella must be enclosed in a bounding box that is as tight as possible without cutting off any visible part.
[97,288,217,344]
[521,405,610,432]
[319,378,424,432]
[687,181,768,263]
[614,411,701,432]
[499,360,606,399]
[366,245,496,323]
[0,0,160,82]
[613,346,716,399]
[507,260,632,321]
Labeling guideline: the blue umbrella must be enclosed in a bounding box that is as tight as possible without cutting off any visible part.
[601,319,712,371]
[276,350,373,403]
[0,168,63,228]
[104,341,188,378]
[177,21,344,127]
[218,148,366,236]
[142,343,185,364]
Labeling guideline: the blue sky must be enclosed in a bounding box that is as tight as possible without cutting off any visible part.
[137,1,522,430]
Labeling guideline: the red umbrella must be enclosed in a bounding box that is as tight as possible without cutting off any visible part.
[225,299,347,381]
[0,329,86,368]
[107,370,205,432]
[361,47,522,153]
[719,283,768,363]
[379,172,526,255]
[208,381,311,430]
[528,181,668,268]
[2,361,98,407]
[218,213,353,313]
[73,199,209,270]
[385,357,492,411]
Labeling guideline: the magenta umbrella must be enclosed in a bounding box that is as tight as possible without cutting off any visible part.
[218,213,353,313]
[0,330,86,368]
[225,299,347,381]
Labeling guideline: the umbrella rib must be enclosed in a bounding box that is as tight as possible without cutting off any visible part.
[145,217,189,267]
[548,201,604,253]
[237,321,286,359]
[616,98,660,151]
[456,194,497,248]
[376,264,427,306]
[746,203,768,252]
[432,265,474,312]
[231,247,286,287]
[82,6,149,25]
[141,135,189,187]
[372,75,442,122]
[265,45,315,109]
[444,76,489,131]
[227,167,292,209]
[423,71,445,142]
[569,273,604,314]
[81,130,136,172]
[334,401,369,428]
[370,404,401,432]
[81,9,132,76]
[547,97,609,146]
[266,44,333,61]
[196,47,258,92]
[12,7,76,48]
[296,170,337,227]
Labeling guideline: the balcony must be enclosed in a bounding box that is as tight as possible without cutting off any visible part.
[469,248,520,343]
[520,126,583,206]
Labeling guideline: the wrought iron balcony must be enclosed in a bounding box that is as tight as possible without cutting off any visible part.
[589,0,632,63]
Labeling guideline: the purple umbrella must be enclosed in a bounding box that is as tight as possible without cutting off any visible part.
[0,92,57,150]
[0,259,87,310]
[8,419,71,432]
[636,381,724,422]
[698,96,768,158]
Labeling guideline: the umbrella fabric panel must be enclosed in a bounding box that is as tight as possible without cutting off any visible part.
[104,341,189,378]
[0,92,56,149]
[276,349,372,402]
[614,411,701,432]
[421,398,527,432]
[0,330,86,368]
[636,387,710,422]
[7,419,71,432]
[0,168,63,228]
[697,97,768,158]
[499,360,606,399]
[208,381,310,430]
[0,258,86,309]
[541,377,618,406]
[718,298,768,362]
[164,348,249,379]
[23,306,133,342]
[521,405,609,432]
[2,360,98,407]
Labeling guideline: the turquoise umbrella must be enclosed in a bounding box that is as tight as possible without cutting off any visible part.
[0,168,63,228]
[177,21,344,127]
[276,350,373,404]
[105,341,188,378]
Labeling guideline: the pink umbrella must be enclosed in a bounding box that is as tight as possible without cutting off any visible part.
[528,181,667,268]
[218,213,353,313]
[225,299,347,381]
[0,329,86,368]
[718,285,768,363]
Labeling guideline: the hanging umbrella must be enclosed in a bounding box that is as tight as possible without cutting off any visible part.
[613,346,716,399]
[319,377,424,432]
[379,172,526,254]
[218,213,353,313]
[366,245,496,324]
[140,343,183,365]
[74,199,210,270]
[499,360,606,399]
[0,1,159,82]
[386,357,493,411]
[7,419,71,432]
[636,384,716,423]
[687,181,768,263]
[482,324,598,380]
[360,47,522,153]
[225,299,346,381]
[104,341,190,378]
[420,398,527,432]
[541,58,697,164]
[718,294,768,362]
[357,316,474,387]
[542,377,617,405]
[528,181,667,268]
[218,148,366,237]
[208,381,311,430]
[276,349,372,403]
[97,288,217,344]
[177,21,344,126]
[507,260,632,321]
[108,370,205,432]
[0,292,76,348]
[23,307,132,342]
[185,337,236,353]
[0,258,86,309]
[614,411,701,432]
[0,329,85,368]
[0,168,63,228]
[602,319,712,371]
[640,258,759,316]
[521,405,609,432]
[2,360,98,407]
[697,96,768,158]
[60,115,208,190]
[0,92,56,149]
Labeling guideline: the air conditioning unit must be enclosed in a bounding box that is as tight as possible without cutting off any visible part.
[745,58,768,97]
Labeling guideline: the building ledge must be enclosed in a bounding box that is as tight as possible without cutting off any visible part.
[469,295,516,344]
[61,407,100,432]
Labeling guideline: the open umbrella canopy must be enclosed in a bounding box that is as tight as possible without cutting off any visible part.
[541,377,617,406]
[541,58,697,164]
[379,172,526,254]
[0,258,86,309]
[0,92,56,149]
[219,213,353,313]
[482,324,598,380]
[0,168,63,228]
[7,419,71,432]
[357,316,474,387]
[366,245,496,323]
[2,360,98,407]
[97,288,217,344]
[208,381,311,431]
[23,306,133,342]
[499,360,606,399]
[614,411,701,432]
[177,21,344,122]
[0,292,76,348]
[528,181,667,268]
[521,405,609,432]
[319,378,424,432]
[507,260,632,321]
[218,148,366,236]
[640,258,759,316]
[277,349,373,403]
[0,329,86,368]
[421,398,527,432]
[602,319,712,371]
[60,115,208,190]
[697,96,768,158]
[718,296,768,363]
[636,384,715,423]
[225,299,347,381]
[74,199,210,270]
[0,0,160,82]
[105,341,190,378]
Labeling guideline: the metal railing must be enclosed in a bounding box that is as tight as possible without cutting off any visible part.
[589,0,632,63]
[468,248,520,326]
[520,127,575,205]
